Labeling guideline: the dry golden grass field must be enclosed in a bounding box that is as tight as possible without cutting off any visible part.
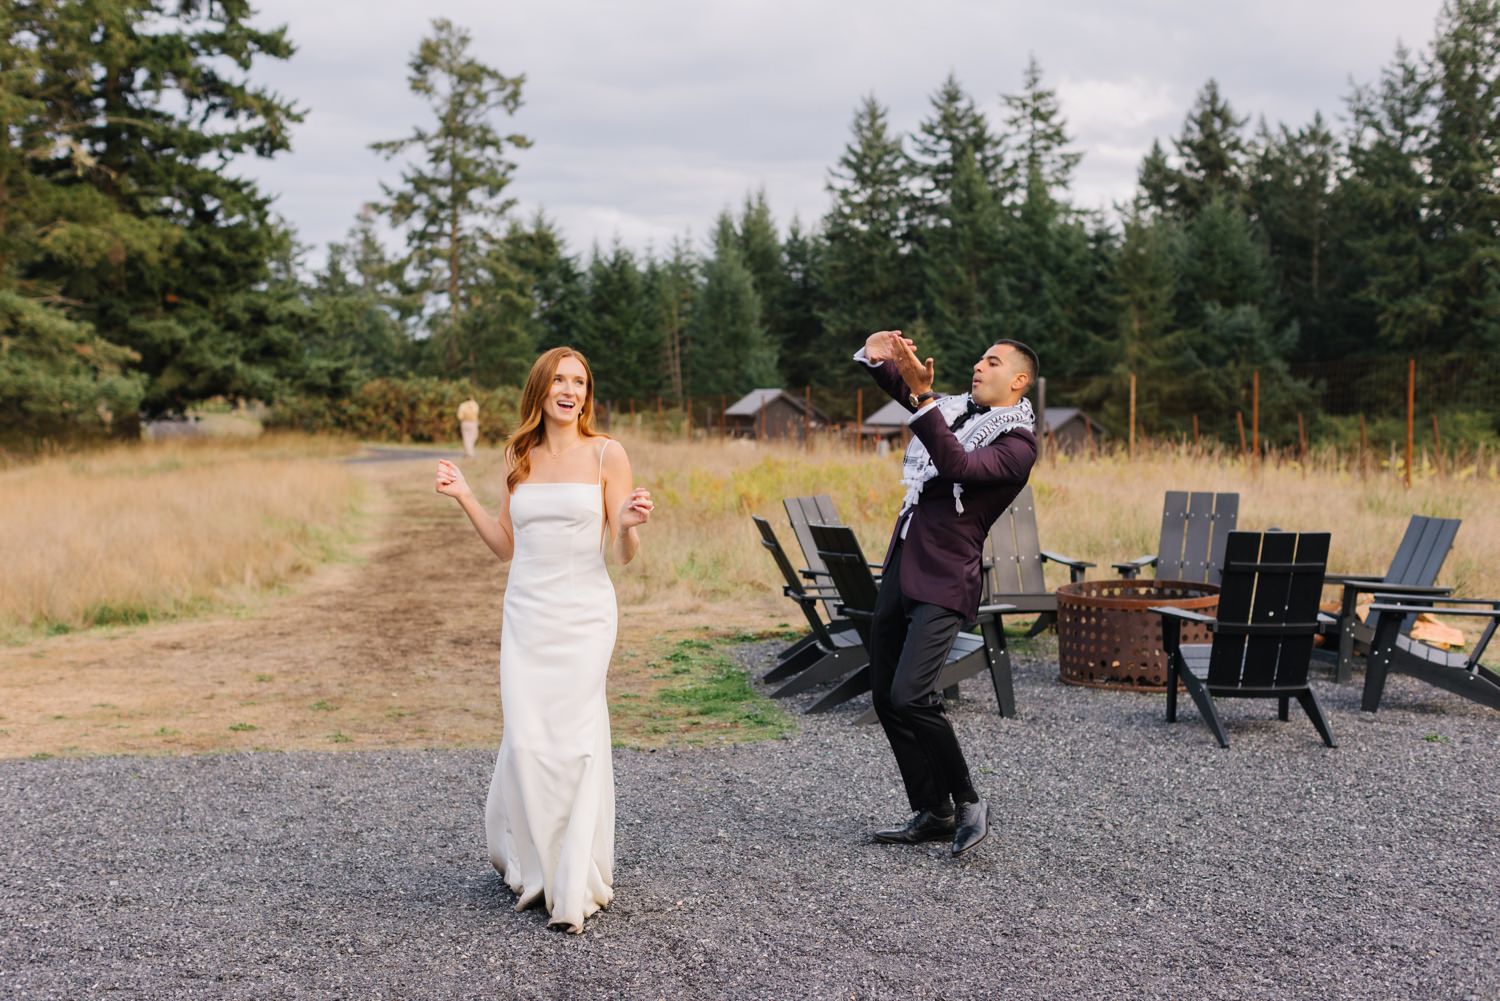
[1,432,1495,759]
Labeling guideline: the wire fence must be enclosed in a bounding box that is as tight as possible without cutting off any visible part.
[597,353,1499,483]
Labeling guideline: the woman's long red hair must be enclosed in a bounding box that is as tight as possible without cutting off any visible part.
[505,347,605,494]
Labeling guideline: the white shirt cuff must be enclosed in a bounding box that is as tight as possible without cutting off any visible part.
[852,347,881,368]
[907,400,940,423]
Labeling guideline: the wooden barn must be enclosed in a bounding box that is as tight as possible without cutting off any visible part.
[1041,407,1108,452]
[724,389,830,440]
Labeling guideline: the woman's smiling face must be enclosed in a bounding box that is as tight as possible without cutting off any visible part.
[545,355,589,424]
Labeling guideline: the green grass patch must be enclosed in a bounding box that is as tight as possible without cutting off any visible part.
[228,722,257,732]
[613,637,794,747]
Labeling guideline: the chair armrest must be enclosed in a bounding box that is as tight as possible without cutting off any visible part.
[834,605,874,621]
[1323,573,1384,586]
[1041,551,1095,570]
[1112,554,1157,578]
[785,584,840,598]
[1339,580,1454,598]
[1368,600,1500,616]
[976,603,1019,617]
[1151,606,1217,628]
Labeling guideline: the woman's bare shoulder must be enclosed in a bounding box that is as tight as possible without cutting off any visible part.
[598,436,630,469]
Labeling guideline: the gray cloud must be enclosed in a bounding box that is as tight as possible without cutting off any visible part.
[234,0,1447,265]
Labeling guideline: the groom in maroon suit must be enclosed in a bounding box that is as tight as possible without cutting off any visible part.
[855,330,1039,855]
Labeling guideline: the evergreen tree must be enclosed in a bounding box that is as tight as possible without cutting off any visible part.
[370,18,531,379]
[686,217,777,397]
[734,190,787,345]
[519,215,588,358]
[819,96,913,383]
[648,237,698,404]
[777,218,829,387]
[302,207,414,390]
[6,0,303,417]
[1088,209,1192,432]
[995,58,1095,379]
[1136,140,1175,214]
[578,242,659,403]
[908,74,1005,380]
[1334,45,1435,354]
[1159,80,1251,216]
[998,56,1083,201]
[1247,115,1338,354]
[1423,0,1500,351]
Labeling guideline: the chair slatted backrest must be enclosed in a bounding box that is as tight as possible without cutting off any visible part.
[1206,531,1331,690]
[1157,491,1240,584]
[1384,515,1460,586]
[983,485,1048,602]
[785,494,841,578]
[752,516,836,642]
[785,494,845,616]
[809,523,880,643]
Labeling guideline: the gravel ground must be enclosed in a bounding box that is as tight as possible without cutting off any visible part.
[3,643,1497,1000]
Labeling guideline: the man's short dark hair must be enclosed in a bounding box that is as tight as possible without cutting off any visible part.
[993,339,1039,382]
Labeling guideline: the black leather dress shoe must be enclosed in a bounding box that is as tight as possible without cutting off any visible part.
[872,809,956,844]
[951,798,990,856]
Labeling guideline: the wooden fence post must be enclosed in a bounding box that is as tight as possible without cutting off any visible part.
[1251,369,1260,458]
[1405,357,1415,489]
[1431,413,1444,476]
[1036,376,1047,463]
[1358,412,1369,478]
[855,387,863,454]
[803,385,811,448]
[1191,413,1200,450]
[1235,411,1247,456]
[1128,372,1137,459]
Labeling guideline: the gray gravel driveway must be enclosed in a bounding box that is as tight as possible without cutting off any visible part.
[3,644,1497,1000]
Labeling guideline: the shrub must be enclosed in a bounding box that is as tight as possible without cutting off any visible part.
[266,378,520,443]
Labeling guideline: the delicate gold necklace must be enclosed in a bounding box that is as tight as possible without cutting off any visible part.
[545,437,583,458]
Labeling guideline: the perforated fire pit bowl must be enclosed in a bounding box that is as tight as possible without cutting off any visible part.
[1056,579,1220,691]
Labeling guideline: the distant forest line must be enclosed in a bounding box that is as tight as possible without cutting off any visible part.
[3,0,1498,449]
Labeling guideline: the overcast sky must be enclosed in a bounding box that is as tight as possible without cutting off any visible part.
[233,0,1447,267]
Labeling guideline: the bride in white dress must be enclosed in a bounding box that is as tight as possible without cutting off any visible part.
[435,347,653,933]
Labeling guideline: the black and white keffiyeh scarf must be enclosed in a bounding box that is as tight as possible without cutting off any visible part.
[900,395,1034,515]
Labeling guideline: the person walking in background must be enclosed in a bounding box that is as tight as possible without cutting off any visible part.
[457,397,480,457]
[854,329,1039,856]
[435,347,654,933]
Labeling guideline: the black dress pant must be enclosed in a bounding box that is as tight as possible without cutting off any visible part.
[869,540,979,814]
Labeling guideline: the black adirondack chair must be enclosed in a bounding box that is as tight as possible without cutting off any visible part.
[1153,530,1335,749]
[1318,515,1461,683]
[1361,597,1500,712]
[1114,491,1240,585]
[982,484,1093,636]
[783,495,882,599]
[807,523,1017,720]
[750,516,867,694]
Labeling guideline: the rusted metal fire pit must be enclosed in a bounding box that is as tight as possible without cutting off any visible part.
[1056,579,1220,691]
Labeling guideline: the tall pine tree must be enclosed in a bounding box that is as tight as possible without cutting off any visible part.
[371,18,531,381]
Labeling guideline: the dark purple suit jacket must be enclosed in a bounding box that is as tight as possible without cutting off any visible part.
[861,355,1037,622]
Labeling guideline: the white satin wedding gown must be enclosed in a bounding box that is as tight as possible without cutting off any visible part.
[485,441,616,933]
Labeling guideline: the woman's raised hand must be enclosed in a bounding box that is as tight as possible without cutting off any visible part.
[435,459,472,500]
[619,488,654,530]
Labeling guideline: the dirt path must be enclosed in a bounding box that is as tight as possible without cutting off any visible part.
[0,453,745,758]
